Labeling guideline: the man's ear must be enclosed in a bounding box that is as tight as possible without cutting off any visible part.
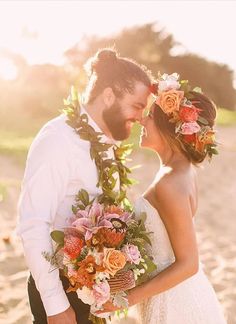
[102,87,115,107]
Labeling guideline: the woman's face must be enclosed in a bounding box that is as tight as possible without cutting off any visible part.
[139,105,166,151]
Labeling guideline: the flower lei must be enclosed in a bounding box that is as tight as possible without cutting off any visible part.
[150,73,218,160]
[62,86,135,210]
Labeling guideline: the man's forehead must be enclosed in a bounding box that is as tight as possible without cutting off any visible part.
[127,82,150,103]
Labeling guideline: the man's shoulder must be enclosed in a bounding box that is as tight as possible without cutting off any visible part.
[38,114,71,136]
[28,115,87,159]
[34,114,86,145]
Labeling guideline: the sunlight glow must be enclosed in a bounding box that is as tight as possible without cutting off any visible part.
[0,1,235,73]
[0,58,18,80]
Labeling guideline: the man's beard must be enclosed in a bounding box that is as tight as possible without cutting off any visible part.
[102,100,131,141]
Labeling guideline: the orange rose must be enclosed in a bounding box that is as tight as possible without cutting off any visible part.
[103,248,126,276]
[157,89,184,115]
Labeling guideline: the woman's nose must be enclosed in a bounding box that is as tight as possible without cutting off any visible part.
[140,117,147,126]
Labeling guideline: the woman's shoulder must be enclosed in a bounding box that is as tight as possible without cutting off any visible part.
[152,168,195,204]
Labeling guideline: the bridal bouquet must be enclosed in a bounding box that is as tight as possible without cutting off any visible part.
[44,189,156,322]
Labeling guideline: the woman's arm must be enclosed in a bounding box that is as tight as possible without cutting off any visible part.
[98,178,199,313]
[128,179,199,306]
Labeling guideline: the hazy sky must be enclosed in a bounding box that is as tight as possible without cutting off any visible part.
[0,1,236,79]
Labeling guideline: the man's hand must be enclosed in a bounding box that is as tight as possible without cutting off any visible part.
[47,306,77,324]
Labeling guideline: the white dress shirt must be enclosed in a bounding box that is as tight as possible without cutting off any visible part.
[17,107,119,316]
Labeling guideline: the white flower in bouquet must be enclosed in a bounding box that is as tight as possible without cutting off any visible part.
[76,286,96,305]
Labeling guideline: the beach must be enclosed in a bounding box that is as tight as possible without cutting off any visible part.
[0,126,235,324]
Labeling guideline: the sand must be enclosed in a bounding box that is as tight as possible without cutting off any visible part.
[0,126,235,324]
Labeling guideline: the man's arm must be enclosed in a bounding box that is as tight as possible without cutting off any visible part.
[17,130,73,316]
[47,306,77,324]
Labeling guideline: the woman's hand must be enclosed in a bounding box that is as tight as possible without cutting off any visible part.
[95,290,138,315]
[95,300,120,315]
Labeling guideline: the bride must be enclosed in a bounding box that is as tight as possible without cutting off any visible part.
[100,74,226,323]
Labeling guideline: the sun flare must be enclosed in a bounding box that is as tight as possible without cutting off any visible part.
[0,57,18,80]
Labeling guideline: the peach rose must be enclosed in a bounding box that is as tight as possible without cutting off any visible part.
[103,248,126,276]
[156,89,184,115]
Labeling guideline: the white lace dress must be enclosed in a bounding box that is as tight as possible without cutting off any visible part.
[133,196,226,324]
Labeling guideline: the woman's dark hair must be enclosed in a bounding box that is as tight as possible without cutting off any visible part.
[153,91,217,164]
[84,48,152,103]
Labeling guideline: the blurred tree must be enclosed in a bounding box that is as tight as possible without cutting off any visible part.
[161,54,236,110]
[65,23,236,110]
[1,22,236,135]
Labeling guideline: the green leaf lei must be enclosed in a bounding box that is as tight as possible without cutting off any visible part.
[62,86,135,210]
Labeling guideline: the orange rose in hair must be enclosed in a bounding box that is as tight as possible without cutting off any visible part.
[157,89,184,115]
[195,129,215,153]
[103,248,126,276]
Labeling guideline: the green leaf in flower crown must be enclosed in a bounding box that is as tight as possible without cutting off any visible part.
[198,116,209,125]
[208,147,219,155]
[180,80,191,94]
[192,86,202,93]
[51,231,65,245]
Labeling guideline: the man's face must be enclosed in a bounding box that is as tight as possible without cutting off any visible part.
[102,82,150,141]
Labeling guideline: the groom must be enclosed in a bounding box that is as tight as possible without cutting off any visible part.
[17,48,152,324]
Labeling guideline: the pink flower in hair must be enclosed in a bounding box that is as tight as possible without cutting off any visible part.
[180,122,201,135]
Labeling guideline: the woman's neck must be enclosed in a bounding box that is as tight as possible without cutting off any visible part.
[157,147,191,171]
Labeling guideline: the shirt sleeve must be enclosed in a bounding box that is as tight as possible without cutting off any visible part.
[17,129,71,316]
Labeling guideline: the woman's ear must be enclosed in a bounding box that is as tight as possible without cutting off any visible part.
[102,87,115,107]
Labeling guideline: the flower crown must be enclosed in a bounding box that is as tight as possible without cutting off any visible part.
[150,73,218,160]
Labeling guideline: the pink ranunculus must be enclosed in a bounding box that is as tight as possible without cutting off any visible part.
[122,244,142,265]
[93,281,110,307]
[180,122,201,135]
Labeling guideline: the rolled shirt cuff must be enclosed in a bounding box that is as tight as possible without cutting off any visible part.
[42,291,70,316]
